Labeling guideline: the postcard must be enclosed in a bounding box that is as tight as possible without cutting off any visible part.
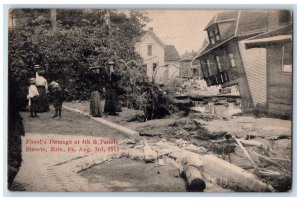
[7,8,292,192]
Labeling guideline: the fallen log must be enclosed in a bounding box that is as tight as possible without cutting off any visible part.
[181,157,206,192]
[202,154,275,192]
[257,169,282,178]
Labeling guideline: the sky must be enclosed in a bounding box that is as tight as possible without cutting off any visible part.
[144,10,221,55]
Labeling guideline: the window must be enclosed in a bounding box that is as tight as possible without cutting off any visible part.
[193,68,199,77]
[215,56,222,71]
[220,73,224,83]
[214,28,219,34]
[228,53,236,67]
[200,61,208,78]
[206,59,212,75]
[152,63,157,74]
[282,44,292,73]
[208,26,221,44]
[279,10,291,25]
[211,38,215,45]
[147,45,152,56]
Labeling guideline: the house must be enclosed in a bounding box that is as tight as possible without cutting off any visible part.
[194,10,291,110]
[244,24,292,119]
[179,50,197,78]
[134,27,181,84]
[191,39,209,80]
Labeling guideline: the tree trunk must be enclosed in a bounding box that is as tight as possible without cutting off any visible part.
[202,154,275,192]
[181,157,206,192]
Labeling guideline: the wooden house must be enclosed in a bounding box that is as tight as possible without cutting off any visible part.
[179,50,197,78]
[134,27,181,84]
[194,10,291,110]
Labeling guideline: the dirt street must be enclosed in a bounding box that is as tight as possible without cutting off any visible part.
[10,107,189,192]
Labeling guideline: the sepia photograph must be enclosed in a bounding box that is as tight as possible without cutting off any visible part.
[7,8,293,192]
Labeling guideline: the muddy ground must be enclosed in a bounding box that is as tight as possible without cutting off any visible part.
[64,101,292,192]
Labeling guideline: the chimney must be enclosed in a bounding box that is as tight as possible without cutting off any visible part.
[149,27,153,32]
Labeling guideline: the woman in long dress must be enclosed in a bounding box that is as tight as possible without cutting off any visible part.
[35,70,49,112]
[90,88,102,117]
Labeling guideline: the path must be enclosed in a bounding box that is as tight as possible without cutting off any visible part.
[10,108,188,192]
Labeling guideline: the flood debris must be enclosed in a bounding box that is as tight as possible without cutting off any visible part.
[201,154,275,192]
[143,141,157,163]
[181,157,206,192]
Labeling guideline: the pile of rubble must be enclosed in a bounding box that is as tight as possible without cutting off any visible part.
[64,102,292,192]
[124,114,291,192]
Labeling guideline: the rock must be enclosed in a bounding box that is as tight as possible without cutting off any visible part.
[143,141,157,163]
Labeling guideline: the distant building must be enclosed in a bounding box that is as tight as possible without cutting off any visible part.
[179,50,197,78]
[194,10,291,110]
[134,27,181,84]
[191,39,209,80]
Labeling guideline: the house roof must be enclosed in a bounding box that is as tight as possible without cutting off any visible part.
[164,45,181,61]
[135,29,180,62]
[181,51,198,61]
[244,24,292,49]
[196,10,269,59]
[204,10,238,30]
[195,36,236,59]
[235,10,268,36]
[134,29,165,48]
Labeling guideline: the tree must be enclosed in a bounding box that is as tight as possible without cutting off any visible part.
[9,9,149,101]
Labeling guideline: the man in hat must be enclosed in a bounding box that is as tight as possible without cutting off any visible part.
[104,61,123,115]
[27,78,39,118]
[49,81,65,118]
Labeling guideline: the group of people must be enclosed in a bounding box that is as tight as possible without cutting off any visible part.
[90,61,124,117]
[27,65,64,118]
[28,62,124,119]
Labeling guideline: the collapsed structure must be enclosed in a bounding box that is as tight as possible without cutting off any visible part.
[192,10,292,118]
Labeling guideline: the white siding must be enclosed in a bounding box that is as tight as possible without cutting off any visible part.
[155,63,180,84]
[135,33,165,81]
[238,40,267,106]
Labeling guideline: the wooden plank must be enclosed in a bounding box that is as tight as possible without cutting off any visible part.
[234,137,259,170]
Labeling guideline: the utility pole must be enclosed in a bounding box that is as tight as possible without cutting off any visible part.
[50,9,57,32]
[104,9,112,50]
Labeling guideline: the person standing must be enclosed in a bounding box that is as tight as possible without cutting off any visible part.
[104,61,123,115]
[35,65,49,112]
[49,81,65,118]
[90,83,102,117]
[27,78,39,118]
[8,74,25,189]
